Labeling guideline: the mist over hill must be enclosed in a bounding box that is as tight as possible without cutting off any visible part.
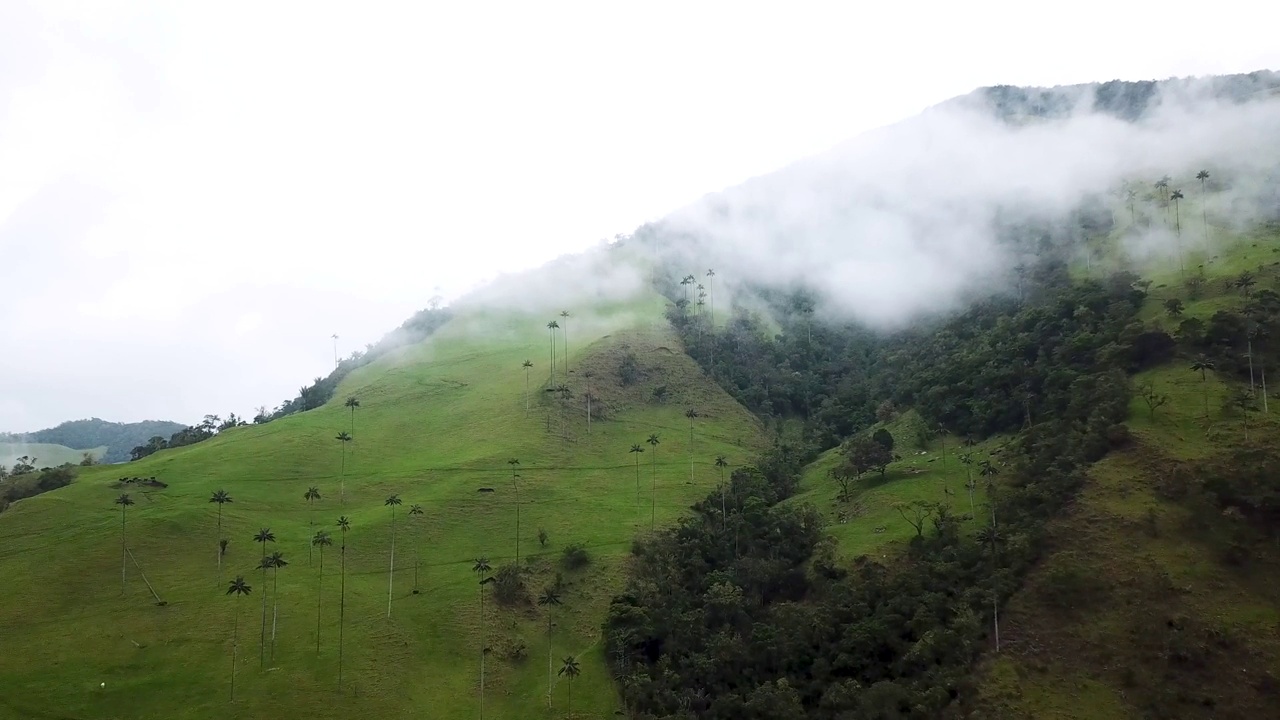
[0,418,186,464]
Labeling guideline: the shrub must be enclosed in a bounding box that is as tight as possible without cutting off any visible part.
[561,543,590,570]
[490,563,529,606]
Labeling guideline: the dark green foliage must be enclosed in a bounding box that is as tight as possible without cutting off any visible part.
[871,428,894,452]
[608,260,1141,718]
[618,351,641,386]
[0,466,74,514]
[560,543,590,570]
[0,418,186,464]
[490,564,529,607]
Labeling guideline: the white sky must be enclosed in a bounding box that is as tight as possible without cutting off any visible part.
[2,0,1279,431]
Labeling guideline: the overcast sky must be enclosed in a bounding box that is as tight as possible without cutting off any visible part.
[1,0,1278,432]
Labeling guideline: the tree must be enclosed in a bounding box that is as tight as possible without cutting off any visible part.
[1191,354,1217,418]
[685,408,698,484]
[1137,381,1170,421]
[344,397,360,438]
[547,320,560,391]
[1126,188,1138,226]
[115,493,135,595]
[473,557,493,719]
[977,521,1005,650]
[337,515,351,689]
[706,268,716,367]
[584,370,594,434]
[1235,271,1257,301]
[840,435,892,479]
[266,550,288,662]
[894,500,933,536]
[312,530,332,655]
[559,310,571,375]
[209,490,232,572]
[1163,298,1185,318]
[1232,389,1255,440]
[558,655,581,718]
[872,428,894,451]
[508,459,522,564]
[715,455,729,529]
[304,487,320,564]
[253,528,276,664]
[1196,169,1210,242]
[537,588,563,708]
[331,332,340,368]
[385,494,402,617]
[408,504,424,594]
[335,432,352,503]
[646,434,660,529]
[226,576,252,702]
[629,444,644,504]
[522,360,534,417]
[1171,189,1186,274]
[959,452,976,515]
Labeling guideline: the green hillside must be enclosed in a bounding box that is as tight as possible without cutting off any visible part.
[1,441,104,469]
[0,292,763,719]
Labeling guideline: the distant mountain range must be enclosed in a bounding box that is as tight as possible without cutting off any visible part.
[0,418,186,464]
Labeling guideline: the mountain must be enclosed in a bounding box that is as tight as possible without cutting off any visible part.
[1,418,187,464]
[1,72,1279,719]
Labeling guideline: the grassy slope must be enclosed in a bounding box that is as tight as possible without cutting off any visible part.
[971,225,1280,718]
[0,293,763,720]
[1,442,105,468]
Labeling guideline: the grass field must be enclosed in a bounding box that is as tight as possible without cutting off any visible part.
[1,442,105,469]
[0,292,763,719]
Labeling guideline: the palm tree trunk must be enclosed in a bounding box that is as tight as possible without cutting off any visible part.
[651,452,657,530]
[1262,361,1269,414]
[308,500,314,566]
[634,455,640,504]
[217,504,223,572]
[1202,181,1209,242]
[340,445,346,504]
[121,506,127,595]
[271,570,279,662]
[1248,339,1256,395]
[567,677,572,719]
[480,584,486,720]
[525,369,530,417]
[387,511,396,618]
[688,421,694,484]
[562,320,569,376]
[1203,374,1210,418]
[993,593,1000,652]
[259,550,268,665]
[316,547,324,656]
[514,482,521,566]
[231,597,239,702]
[339,539,346,690]
[546,615,554,708]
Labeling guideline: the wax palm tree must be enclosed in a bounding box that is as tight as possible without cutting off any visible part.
[344,397,360,438]
[335,431,352,503]
[337,515,350,689]
[522,360,534,417]
[715,455,729,529]
[1191,354,1217,418]
[959,452,975,515]
[646,434,660,529]
[473,557,493,719]
[226,576,251,702]
[407,504,424,593]
[584,370,594,434]
[508,459,522,563]
[559,310,570,375]
[1235,271,1257,300]
[629,444,644,503]
[547,320,559,389]
[1126,188,1137,226]
[252,528,276,664]
[331,333,340,368]
[1196,169,1210,242]
[559,655,582,718]
[266,550,288,662]
[209,490,232,571]
[685,409,698,484]
[706,269,716,324]
[537,588,563,707]
[1170,188,1186,274]
[312,530,332,655]
[385,494,402,617]
[304,487,320,563]
[976,522,1004,650]
[115,493,134,594]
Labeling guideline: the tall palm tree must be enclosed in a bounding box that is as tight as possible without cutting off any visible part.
[715,455,729,529]
[684,409,698,484]
[978,460,1000,525]
[1126,188,1138,227]
[977,521,1004,651]
[385,494,402,617]
[537,588,563,707]
[508,459,522,564]
[559,310,570,375]
[629,444,644,503]
[1196,169,1210,242]
[1236,271,1257,300]
[558,655,581,718]
[1191,354,1217,418]
[473,557,493,720]
[115,493,134,594]
[335,432,352,503]
[546,321,559,390]
[706,268,717,369]
[1171,189,1186,275]
[584,370,594,434]
[312,530,332,655]
[337,515,351,689]
[331,333,339,368]
[647,433,660,529]
[959,452,976,515]
[408,504,424,593]
[522,360,534,416]
[209,490,232,571]
[304,487,320,564]
[226,576,252,702]
[252,528,276,664]
[344,397,360,439]
[266,550,288,661]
